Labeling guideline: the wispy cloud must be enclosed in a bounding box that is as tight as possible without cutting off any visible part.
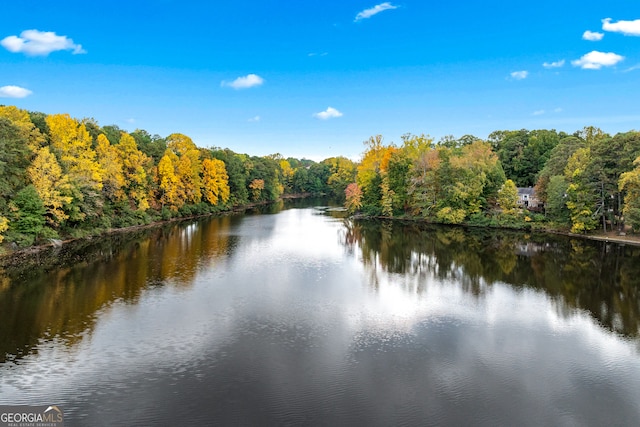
[313,107,343,120]
[510,70,528,80]
[582,30,604,41]
[248,115,261,122]
[308,52,328,57]
[572,51,624,69]
[532,108,562,116]
[221,74,264,89]
[0,85,32,98]
[355,2,398,22]
[543,60,565,69]
[623,64,640,73]
[1,29,85,56]
[602,18,640,36]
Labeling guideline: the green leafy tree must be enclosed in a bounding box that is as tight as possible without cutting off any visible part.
[324,157,356,199]
[546,175,570,223]
[535,136,585,202]
[0,118,30,206]
[11,185,46,240]
[131,129,167,162]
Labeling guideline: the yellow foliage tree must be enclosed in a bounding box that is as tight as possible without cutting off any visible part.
[45,113,103,192]
[95,134,126,201]
[619,156,640,232]
[27,147,72,225]
[118,132,151,211]
[249,179,265,201]
[0,105,46,153]
[157,150,183,210]
[202,158,230,205]
[166,133,202,204]
[0,216,8,243]
[498,179,519,212]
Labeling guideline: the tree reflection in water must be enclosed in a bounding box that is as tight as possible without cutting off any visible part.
[0,216,234,363]
[340,218,640,339]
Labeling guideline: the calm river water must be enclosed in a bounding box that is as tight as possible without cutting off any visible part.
[0,200,639,426]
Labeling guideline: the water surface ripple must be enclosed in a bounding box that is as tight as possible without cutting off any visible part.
[1,202,639,426]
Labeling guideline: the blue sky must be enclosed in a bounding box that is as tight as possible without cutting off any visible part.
[1,1,639,160]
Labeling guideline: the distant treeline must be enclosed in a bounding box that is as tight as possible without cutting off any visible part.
[1,105,640,247]
[0,106,355,247]
[348,129,640,234]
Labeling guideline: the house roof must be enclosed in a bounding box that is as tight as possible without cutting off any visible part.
[517,187,535,196]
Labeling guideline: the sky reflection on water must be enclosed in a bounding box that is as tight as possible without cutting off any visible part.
[0,204,639,425]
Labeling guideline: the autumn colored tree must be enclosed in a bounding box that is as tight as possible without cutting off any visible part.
[27,147,72,225]
[345,183,363,213]
[166,133,202,204]
[619,157,640,232]
[0,105,47,152]
[498,179,518,213]
[45,113,105,223]
[0,216,8,243]
[46,114,103,192]
[279,159,295,193]
[246,156,282,201]
[210,149,249,206]
[356,135,397,214]
[324,157,356,199]
[118,132,151,211]
[202,158,230,205]
[249,178,265,201]
[156,150,182,210]
[564,147,598,233]
[95,134,126,202]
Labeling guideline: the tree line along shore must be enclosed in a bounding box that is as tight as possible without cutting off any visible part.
[1,104,640,251]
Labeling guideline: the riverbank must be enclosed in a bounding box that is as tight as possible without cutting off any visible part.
[4,199,639,267]
[354,212,640,247]
[0,199,275,267]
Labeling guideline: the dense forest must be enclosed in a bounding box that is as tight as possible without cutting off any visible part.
[1,104,640,248]
[0,105,356,247]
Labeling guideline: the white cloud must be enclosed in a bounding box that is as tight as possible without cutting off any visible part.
[602,18,640,36]
[510,70,528,80]
[248,115,261,122]
[313,107,343,120]
[533,110,545,116]
[554,108,563,113]
[221,74,264,89]
[1,29,85,56]
[355,2,398,22]
[0,85,33,98]
[582,30,604,41]
[543,60,565,69]
[572,51,624,69]
[125,118,136,124]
